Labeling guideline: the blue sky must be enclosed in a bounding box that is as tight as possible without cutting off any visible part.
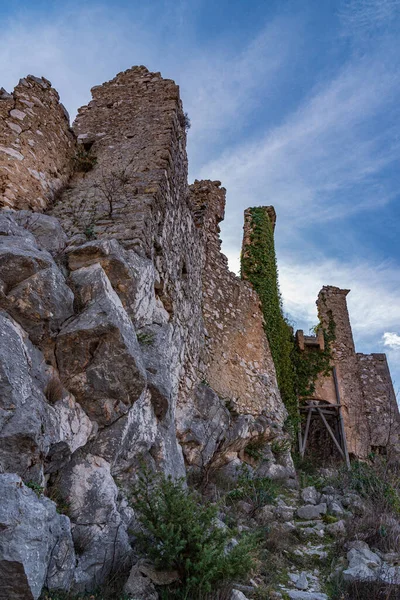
[0,0,399,389]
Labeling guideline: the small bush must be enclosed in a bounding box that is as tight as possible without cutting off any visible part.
[45,376,64,404]
[130,469,256,599]
[244,438,266,462]
[225,467,280,516]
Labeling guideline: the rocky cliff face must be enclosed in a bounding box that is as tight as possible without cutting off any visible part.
[0,67,288,597]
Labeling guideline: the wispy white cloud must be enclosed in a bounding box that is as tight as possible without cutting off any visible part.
[383,332,400,349]
[339,0,400,36]
[199,43,400,243]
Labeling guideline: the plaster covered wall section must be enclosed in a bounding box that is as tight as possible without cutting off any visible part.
[189,179,285,423]
[357,353,400,455]
[0,76,75,210]
[316,286,370,458]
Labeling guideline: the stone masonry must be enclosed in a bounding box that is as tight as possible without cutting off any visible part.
[0,67,289,594]
[0,76,75,210]
[309,286,399,459]
[189,180,284,421]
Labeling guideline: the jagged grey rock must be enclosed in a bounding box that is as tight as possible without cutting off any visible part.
[57,453,132,591]
[12,210,68,256]
[4,266,74,346]
[45,515,75,591]
[301,487,319,505]
[91,389,157,479]
[297,504,327,520]
[124,563,159,600]
[0,235,54,291]
[56,263,147,426]
[178,382,230,467]
[0,312,56,482]
[0,474,75,600]
[67,239,160,327]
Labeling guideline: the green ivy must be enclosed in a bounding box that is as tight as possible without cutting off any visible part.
[240,207,297,427]
[291,316,336,398]
[240,208,335,434]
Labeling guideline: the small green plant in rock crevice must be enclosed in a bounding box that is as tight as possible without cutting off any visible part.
[136,331,155,345]
[130,468,256,599]
[72,147,97,173]
[26,481,44,497]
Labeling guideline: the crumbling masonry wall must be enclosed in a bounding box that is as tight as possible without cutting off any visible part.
[315,286,399,459]
[0,76,75,210]
[357,352,400,455]
[189,179,285,422]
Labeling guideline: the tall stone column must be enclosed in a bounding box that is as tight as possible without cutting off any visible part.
[317,286,370,458]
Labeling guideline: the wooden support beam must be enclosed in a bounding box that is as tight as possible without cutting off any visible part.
[316,407,345,459]
[300,404,341,410]
[333,367,351,470]
[301,407,313,458]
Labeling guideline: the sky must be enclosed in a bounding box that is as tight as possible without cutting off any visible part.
[0,0,399,390]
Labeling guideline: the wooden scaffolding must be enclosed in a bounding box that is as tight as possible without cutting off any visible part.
[296,330,350,469]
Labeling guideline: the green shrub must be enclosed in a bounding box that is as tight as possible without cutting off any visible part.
[225,467,280,515]
[130,469,256,599]
[26,481,44,496]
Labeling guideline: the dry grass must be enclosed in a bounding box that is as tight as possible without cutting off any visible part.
[45,376,64,404]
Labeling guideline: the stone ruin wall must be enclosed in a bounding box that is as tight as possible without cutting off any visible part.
[189,180,284,423]
[0,67,290,596]
[0,75,75,210]
[357,352,400,455]
[315,286,399,459]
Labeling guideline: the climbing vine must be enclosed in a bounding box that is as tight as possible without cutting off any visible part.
[291,315,336,398]
[240,207,336,434]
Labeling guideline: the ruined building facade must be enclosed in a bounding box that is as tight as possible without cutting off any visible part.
[0,67,397,597]
[296,286,399,460]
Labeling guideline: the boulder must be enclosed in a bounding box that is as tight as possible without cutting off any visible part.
[326,519,346,537]
[301,487,319,505]
[56,264,147,426]
[0,473,75,600]
[124,563,158,600]
[67,239,161,327]
[231,591,249,600]
[0,312,56,482]
[343,541,381,582]
[57,453,132,591]
[297,504,327,520]
[12,210,68,256]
